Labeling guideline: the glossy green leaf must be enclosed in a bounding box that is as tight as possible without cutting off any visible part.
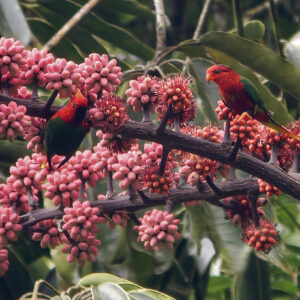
[271,280,297,295]
[199,31,300,101]
[244,20,265,42]
[0,140,31,169]
[0,248,33,299]
[97,282,130,300]
[207,276,232,293]
[234,252,271,300]
[79,273,140,288]
[25,0,154,60]
[129,289,175,300]
[27,18,83,62]
[210,206,250,273]
[189,58,219,123]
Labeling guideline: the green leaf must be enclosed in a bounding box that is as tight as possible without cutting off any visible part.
[207,276,232,293]
[271,280,297,295]
[27,17,83,62]
[97,282,130,300]
[0,248,34,299]
[25,0,154,60]
[199,31,300,102]
[79,273,141,288]
[129,289,175,300]
[189,58,219,123]
[244,20,265,42]
[234,252,271,300]
[0,140,31,170]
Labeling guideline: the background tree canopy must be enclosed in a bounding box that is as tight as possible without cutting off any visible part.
[1,0,300,299]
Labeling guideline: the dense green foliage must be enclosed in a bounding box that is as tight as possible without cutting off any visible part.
[1,0,300,299]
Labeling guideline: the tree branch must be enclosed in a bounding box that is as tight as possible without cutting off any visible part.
[20,178,258,227]
[193,0,215,39]
[1,96,300,201]
[153,0,167,52]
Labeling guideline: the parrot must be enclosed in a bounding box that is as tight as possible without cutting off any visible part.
[206,64,300,142]
[45,89,90,170]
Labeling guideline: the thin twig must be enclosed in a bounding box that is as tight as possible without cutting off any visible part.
[153,0,167,52]
[43,0,101,52]
[268,0,284,58]
[232,0,244,36]
[193,0,215,39]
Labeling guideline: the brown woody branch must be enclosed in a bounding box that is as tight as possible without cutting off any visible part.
[1,94,300,200]
[20,178,258,227]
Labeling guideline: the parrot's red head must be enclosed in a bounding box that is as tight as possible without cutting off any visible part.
[52,89,89,125]
[206,64,239,85]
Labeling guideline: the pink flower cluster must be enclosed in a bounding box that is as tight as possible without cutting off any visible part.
[215,100,234,120]
[134,209,181,251]
[0,206,22,248]
[68,150,104,187]
[111,148,143,190]
[0,101,30,141]
[17,86,32,99]
[156,75,196,125]
[44,168,83,207]
[81,53,122,101]
[0,154,47,213]
[8,154,48,192]
[125,75,160,112]
[0,37,28,87]
[32,219,63,248]
[96,130,138,153]
[142,142,178,170]
[25,117,47,153]
[62,201,104,266]
[197,123,223,144]
[181,154,219,182]
[0,183,36,213]
[89,93,128,132]
[0,248,9,276]
[45,58,84,98]
[20,48,54,86]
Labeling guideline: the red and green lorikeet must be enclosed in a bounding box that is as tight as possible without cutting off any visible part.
[45,89,90,170]
[206,64,300,141]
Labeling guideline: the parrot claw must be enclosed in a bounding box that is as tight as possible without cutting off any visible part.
[238,112,252,122]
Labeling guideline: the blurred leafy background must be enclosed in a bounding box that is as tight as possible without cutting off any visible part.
[1,0,300,299]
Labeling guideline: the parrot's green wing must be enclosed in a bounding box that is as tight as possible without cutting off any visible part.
[239,77,273,118]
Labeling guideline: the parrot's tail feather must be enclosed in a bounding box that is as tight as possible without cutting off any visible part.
[261,120,300,142]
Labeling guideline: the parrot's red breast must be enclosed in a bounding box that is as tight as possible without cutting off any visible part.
[206,64,254,114]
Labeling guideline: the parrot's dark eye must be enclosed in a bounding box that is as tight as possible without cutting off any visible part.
[213,69,223,74]
[72,102,76,109]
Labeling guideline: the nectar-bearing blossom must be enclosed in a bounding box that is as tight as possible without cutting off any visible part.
[126,75,160,112]
[61,201,105,266]
[0,101,30,141]
[81,53,122,101]
[89,93,128,132]
[45,58,84,98]
[134,209,181,251]
[20,48,54,87]
[242,219,278,253]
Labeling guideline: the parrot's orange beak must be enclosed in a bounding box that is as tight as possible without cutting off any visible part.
[206,73,213,82]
